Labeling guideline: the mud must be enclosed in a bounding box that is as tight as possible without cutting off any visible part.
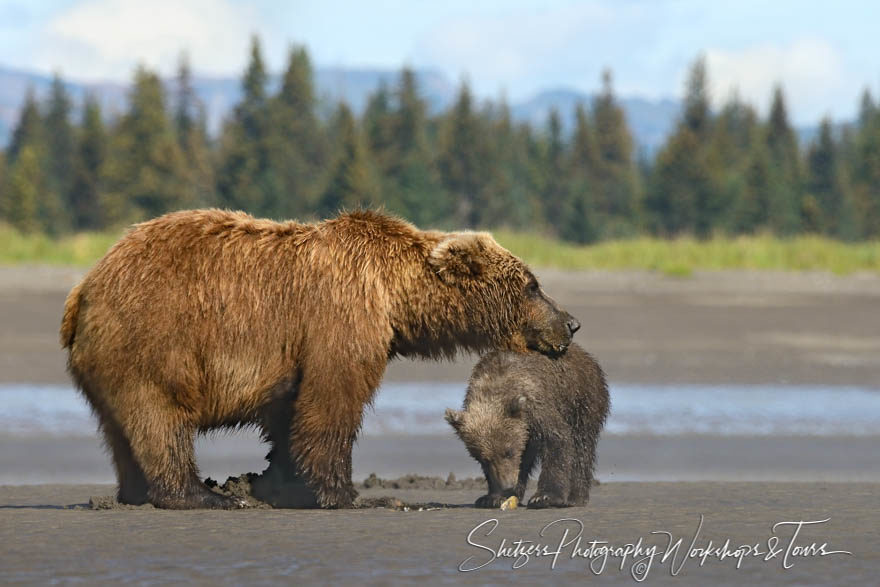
[88,472,491,510]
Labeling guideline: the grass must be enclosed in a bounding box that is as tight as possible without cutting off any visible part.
[0,225,122,266]
[495,231,880,276]
[1,223,879,275]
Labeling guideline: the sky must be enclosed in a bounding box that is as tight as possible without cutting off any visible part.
[0,0,878,125]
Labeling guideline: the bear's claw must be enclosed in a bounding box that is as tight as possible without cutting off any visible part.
[527,493,567,509]
[475,494,506,509]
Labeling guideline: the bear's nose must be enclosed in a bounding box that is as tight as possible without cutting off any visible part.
[566,318,581,334]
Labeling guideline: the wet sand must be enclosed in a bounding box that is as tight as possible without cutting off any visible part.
[1,266,879,584]
[4,433,880,486]
[2,266,880,386]
[1,482,876,584]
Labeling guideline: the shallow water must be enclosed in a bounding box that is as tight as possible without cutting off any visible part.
[2,382,879,438]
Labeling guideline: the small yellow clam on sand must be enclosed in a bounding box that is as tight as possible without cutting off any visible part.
[500,496,518,510]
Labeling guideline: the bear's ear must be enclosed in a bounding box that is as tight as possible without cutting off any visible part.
[445,408,465,431]
[429,233,492,284]
[507,395,527,418]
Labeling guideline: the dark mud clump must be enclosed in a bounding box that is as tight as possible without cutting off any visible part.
[88,496,155,510]
[205,469,317,509]
[91,471,489,510]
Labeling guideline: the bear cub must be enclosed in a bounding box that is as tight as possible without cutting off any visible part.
[446,343,609,508]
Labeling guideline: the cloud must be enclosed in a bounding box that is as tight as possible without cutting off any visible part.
[705,39,851,124]
[31,0,268,81]
[413,2,656,101]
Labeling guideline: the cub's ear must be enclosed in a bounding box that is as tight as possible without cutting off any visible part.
[429,232,493,284]
[507,395,527,418]
[445,408,465,431]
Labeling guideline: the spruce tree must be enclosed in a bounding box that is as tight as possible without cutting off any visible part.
[318,104,379,217]
[646,58,717,237]
[562,103,600,243]
[174,53,215,209]
[102,66,188,224]
[765,86,802,234]
[483,99,540,230]
[592,70,640,235]
[69,95,106,230]
[174,53,198,148]
[3,146,41,233]
[709,96,761,232]
[542,108,568,231]
[0,153,5,218]
[852,102,880,237]
[269,46,325,216]
[7,90,43,164]
[571,103,600,177]
[363,82,396,172]
[383,68,447,226]
[731,139,772,233]
[682,56,711,140]
[858,89,876,128]
[44,74,76,222]
[438,81,492,227]
[804,119,842,234]
[217,35,278,216]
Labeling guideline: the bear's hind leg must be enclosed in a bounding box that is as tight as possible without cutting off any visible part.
[101,417,149,505]
[80,385,150,505]
[117,388,244,509]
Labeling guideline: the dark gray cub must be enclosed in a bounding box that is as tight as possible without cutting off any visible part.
[446,343,609,508]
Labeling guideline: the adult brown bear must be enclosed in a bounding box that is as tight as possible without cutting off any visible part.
[60,209,579,509]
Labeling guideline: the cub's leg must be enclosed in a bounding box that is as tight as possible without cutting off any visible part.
[528,438,572,509]
[515,437,540,501]
[566,440,597,506]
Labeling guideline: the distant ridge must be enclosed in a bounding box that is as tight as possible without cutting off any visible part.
[0,64,818,153]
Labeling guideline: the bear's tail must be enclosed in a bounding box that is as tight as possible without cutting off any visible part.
[60,282,83,349]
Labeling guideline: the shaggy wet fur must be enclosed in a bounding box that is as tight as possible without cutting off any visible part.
[446,343,609,508]
[61,209,578,509]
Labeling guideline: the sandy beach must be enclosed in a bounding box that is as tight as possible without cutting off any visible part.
[1,266,878,584]
[1,482,875,584]
[2,266,880,386]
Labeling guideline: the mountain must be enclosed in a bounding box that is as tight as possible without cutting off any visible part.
[1,64,688,153]
[0,65,457,141]
[512,88,681,154]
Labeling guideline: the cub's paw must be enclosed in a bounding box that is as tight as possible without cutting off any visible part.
[527,493,568,509]
[474,494,506,509]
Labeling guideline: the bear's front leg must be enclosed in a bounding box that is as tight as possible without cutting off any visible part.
[515,437,540,501]
[528,436,571,509]
[289,356,383,508]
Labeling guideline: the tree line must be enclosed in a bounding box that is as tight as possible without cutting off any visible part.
[1,37,879,242]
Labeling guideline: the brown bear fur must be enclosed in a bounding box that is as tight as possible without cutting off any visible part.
[446,343,609,508]
[61,209,579,509]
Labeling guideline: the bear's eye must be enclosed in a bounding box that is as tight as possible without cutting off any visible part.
[525,280,540,296]
[504,449,516,459]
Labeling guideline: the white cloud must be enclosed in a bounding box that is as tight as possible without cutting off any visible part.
[32,0,267,81]
[413,1,646,100]
[705,39,851,124]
